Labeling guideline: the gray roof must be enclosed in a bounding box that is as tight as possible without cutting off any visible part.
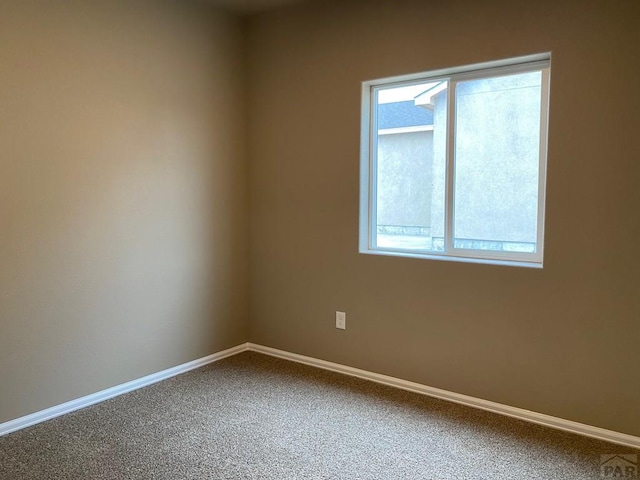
[378,101,433,130]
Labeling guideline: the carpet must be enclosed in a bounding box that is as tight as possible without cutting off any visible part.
[0,351,637,479]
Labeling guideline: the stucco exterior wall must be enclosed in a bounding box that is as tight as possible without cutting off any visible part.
[376,130,433,230]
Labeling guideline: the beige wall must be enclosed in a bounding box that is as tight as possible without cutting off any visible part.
[0,0,248,423]
[247,0,640,436]
[2,0,639,440]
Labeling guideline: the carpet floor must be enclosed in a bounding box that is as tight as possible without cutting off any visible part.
[0,351,637,479]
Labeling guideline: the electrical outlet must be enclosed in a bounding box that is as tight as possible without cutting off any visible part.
[336,311,346,330]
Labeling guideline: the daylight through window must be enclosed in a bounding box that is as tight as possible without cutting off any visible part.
[359,54,551,267]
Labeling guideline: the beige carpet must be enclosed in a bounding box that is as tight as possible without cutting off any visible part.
[0,351,637,479]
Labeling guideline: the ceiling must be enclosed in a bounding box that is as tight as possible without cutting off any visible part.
[203,0,307,13]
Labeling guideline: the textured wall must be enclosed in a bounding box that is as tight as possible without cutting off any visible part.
[247,0,640,436]
[377,131,433,229]
[454,73,542,245]
[0,0,248,423]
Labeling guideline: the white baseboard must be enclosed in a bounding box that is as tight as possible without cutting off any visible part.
[2,341,638,450]
[247,343,640,450]
[0,343,249,437]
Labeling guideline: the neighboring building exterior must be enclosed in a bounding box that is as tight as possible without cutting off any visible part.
[376,72,542,252]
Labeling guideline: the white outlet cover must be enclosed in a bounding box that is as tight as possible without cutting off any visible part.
[336,311,346,330]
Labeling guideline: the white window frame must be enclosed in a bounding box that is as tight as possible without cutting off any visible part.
[359,53,551,268]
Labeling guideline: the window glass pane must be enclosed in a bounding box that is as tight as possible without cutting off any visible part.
[453,71,542,253]
[374,81,448,251]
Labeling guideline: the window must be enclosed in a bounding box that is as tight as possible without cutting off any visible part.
[359,54,550,268]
